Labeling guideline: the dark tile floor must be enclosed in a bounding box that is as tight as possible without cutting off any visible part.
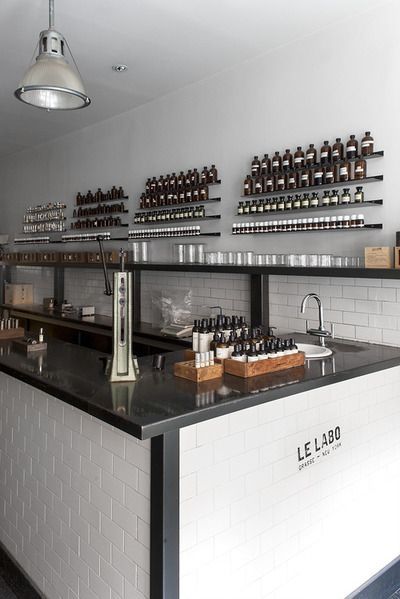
[0,549,39,599]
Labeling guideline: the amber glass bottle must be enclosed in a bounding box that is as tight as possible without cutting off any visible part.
[209,164,218,183]
[244,175,253,196]
[354,159,367,180]
[339,161,351,182]
[261,154,271,175]
[282,149,293,171]
[361,131,374,156]
[320,141,331,165]
[306,144,317,166]
[272,151,282,173]
[251,156,261,177]
[346,135,358,159]
[332,138,344,162]
[294,146,305,169]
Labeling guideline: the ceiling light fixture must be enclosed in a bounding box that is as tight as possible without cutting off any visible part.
[14,0,91,111]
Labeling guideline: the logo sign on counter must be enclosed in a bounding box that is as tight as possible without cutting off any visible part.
[297,426,341,471]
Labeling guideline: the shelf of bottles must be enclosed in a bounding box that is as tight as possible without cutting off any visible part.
[70,186,129,231]
[232,219,382,235]
[133,204,221,225]
[128,227,221,240]
[237,187,383,217]
[242,132,383,199]
[22,202,67,234]
[15,236,51,245]
[138,165,221,211]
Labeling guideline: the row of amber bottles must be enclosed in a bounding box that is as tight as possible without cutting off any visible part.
[139,185,209,208]
[73,202,127,218]
[243,160,367,195]
[76,186,126,205]
[71,216,123,230]
[249,132,374,178]
[145,165,218,195]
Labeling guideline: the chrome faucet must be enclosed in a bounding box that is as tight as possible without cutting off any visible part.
[300,293,334,347]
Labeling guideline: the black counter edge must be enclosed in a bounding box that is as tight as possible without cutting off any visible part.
[1,355,399,441]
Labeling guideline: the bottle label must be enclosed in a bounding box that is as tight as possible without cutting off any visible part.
[283,160,289,166]
[321,151,329,158]
[332,149,339,157]
[301,174,308,181]
[306,153,314,161]
[251,167,258,173]
[339,167,348,175]
[247,356,258,362]
[216,347,230,359]
[289,176,295,183]
[347,145,356,152]
[314,172,322,178]
[244,183,249,189]
[192,332,199,352]
[199,335,209,353]
[355,166,363,172]
[278,177,284,184]
[294,157,303,164]
[361,141,372,147]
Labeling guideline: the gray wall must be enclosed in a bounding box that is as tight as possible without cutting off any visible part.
[0,1,397,258]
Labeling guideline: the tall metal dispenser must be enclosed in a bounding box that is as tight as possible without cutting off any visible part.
[97,237,139,383]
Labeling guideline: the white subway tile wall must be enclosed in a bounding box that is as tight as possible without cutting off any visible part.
[269,275,400,346]
[11,266,54,304]
[64,268,113,317]
[140,271,251,324]
[180,367,400,599]
[0,373,150,599]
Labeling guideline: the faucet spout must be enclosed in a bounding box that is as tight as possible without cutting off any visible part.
[300,293,333,346]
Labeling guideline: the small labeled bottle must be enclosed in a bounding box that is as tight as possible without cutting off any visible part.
[257,199,264,213]
[190,169,199,187]
[276,172,285,191]
[312,217,319,230]
[209,164,218,183]
[350,214,358,228]
[346,134,359,159]
[261,154,271,175]
[332,138,344,162]
[357,213,365,227]
[254,177,263,194]
[216,335,230,360]
[244,175,253,196]
[244,201,251,214]
[341,188,351,205]
[320,141,331,165]
[294,146,305,169]
[192,320,200,352]
[300,167,310,188]
[306,143,317,166]
[361,131,374,156]
[330,216,337,229]
[330,189,339,206]
[294,194,301,210]
[278,196,285,211]
[339,160,351,182]
[324,165,335,184]
[282,149,293,171]
[313,165,324,185]
[354,186,364,203]
[343,215,351,228]
[247,344,259,362]
[285,195,293,210]
[337,215,344,229]
[272,151,282,173]
[251,156,261,177]
[231,344,246,362]
[286,170,297,189]
[322,190,330,207]
[265,174,274,192]
[238,201,244,215]
[199,319,210,353]
[354,158,367,180]
[301,193,310,209]
[310,192,319,208]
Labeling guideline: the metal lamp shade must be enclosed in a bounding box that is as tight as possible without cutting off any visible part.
[15,53,90,110]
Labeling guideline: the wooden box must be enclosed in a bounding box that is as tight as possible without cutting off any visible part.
[173,360,223,382]
[224,352,305,378]
[87,250,119,264]
[395,247,400,269]
[0,328,25,340]
[12,339,47,353]
[39,252,60,263]
[365,247,394,269]
[61,252,87,264]
[4,284,33,305]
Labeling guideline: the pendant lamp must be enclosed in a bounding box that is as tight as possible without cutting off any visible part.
[14,0,91,111]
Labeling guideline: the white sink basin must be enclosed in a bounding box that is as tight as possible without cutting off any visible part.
[297,343,333,359]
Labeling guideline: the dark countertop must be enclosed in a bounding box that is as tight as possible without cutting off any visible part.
[1,304,191,347]
[0,334,399,439]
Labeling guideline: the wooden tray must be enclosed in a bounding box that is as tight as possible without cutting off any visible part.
[0,327,25,340]
[224,351,305,378]
[12,339,47,354]
[174,360,223,382]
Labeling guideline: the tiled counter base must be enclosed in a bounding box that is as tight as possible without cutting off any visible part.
[179,366,400,599]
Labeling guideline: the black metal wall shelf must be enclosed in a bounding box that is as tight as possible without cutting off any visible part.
[23,217,67,223]
[248,151,384,180]
[236,199,383,217]
[232,224,382,235]
[76,196,129,207]
[137,197,221,211]
[71,211,129,219]
[128,232,221,241]
[241,175,384,198]
[134,215,221,226]
[69,224,129,231]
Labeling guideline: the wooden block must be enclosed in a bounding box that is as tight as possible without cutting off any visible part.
[174,360,223,382]
[224,352,305,378]
[395,247,400,269]
[12,339,47,353]
[365,247,394,269]
[184,349,195,361]
[0,328,25,340]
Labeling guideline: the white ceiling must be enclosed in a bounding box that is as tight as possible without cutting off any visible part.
[0,0,388,157]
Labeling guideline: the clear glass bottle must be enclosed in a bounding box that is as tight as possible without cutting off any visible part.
[330,190,339,206]
[285,195,293,210]
[346,134,359,159]
[310,192,319,208]
[278,196,285,211]
[361,131,374,156]
[301,193,310,209]
[341,188,351,205]
[322,190,330,207]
